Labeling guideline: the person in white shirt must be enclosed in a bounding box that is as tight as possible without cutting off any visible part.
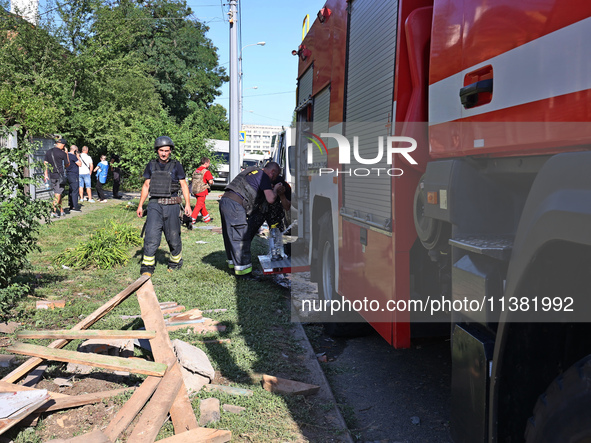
[78,146,95,202]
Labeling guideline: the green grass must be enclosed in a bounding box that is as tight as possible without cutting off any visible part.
[1,198,341,442]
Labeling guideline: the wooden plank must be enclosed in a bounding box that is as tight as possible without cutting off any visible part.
[103,376,161,442]
[2,274,151,384]
[167,308,203,324]
[156,427,231,443]
[261,374,320,396]
[37,387,134,412]
[17,329,156,340]
[127,364,183,443]
[6,342,166,377]
[137,279,198,433]
[46,429,111,443]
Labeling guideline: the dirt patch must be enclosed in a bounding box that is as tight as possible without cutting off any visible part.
[20,371,136,442]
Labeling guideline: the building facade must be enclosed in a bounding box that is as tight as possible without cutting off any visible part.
[241,124,283,156]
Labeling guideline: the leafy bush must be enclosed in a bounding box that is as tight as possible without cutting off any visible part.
[0,127,52,318]
[53,220,142,269]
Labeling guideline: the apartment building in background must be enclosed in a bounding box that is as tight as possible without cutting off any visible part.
[241,124,283,156]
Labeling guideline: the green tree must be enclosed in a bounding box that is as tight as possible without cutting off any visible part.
[138,0,228,122]
[0,6,68,136]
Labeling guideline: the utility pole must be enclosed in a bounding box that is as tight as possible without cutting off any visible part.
[228,0,240,182]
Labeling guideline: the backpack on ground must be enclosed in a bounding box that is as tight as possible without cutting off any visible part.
[191,168,209,194]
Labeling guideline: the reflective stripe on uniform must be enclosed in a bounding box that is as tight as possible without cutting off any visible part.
[227,260,234,269]
[142,255,155,266]
[234,264,252,275]
[170,252,182,263]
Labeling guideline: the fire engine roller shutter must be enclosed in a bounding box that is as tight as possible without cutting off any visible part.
[342,0,398,230]
[298,65,314,108]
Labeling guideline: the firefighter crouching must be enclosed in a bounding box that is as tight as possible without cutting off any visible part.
[137,136,192,276]
[219,162,281,279]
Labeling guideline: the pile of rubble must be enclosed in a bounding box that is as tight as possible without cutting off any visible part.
[0,275,231,442]
[0,275,322,442]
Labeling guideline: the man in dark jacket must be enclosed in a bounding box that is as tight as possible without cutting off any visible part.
[219,162,281,278]
[136,136,192,276]
[44,138,70,218]
[110,153,122,199]
[66,145,82,212]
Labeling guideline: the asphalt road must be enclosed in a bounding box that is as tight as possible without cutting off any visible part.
[291,274,452,443]
[322,331,452,443]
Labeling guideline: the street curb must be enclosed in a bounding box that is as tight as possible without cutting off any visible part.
[291,318,354,442]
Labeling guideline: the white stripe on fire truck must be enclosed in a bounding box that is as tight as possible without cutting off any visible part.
[429,16,591,125]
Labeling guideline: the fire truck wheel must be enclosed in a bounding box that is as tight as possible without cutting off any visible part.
[525,354,591,442]
[317,212,371,337]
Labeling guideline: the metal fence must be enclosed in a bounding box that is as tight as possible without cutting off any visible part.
[29,138,55,200]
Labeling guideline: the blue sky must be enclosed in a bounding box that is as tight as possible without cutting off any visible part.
[186,0,323,127]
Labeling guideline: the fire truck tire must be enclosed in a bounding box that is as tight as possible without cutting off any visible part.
[317,213,371,337]
[413,178,444,250]
[524,354,591,442]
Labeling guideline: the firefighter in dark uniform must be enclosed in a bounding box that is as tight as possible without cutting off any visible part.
[136,136,192,276]
[219,162,281,278]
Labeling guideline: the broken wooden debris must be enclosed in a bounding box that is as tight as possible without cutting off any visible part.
[167,308,203,324]
[67,337,134,374]
[137,279,198,433]
[161,305,186,315]
[128,363,184,443]
[204,384,253,397]
[262,374,320,396]
[198,397,220,426]
[37,387,134,413]
[156,427,231,443]
[46,429,111,443]
[166,321,226,333]
[36,300,66,310]
[6,342,167,377]
[17,329,157,340]
[2,274,151,384]
[78,337,134,357]
[0,276,237,441]
[103,376,161,442]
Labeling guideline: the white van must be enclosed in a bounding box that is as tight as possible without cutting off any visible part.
[207,139,230,189]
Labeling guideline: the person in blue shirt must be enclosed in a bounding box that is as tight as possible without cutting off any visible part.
[94,155,109,202]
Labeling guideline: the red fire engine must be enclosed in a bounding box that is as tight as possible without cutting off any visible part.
[286,0,591,441]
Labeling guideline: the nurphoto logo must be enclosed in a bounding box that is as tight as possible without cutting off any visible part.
[304,131,418,177]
